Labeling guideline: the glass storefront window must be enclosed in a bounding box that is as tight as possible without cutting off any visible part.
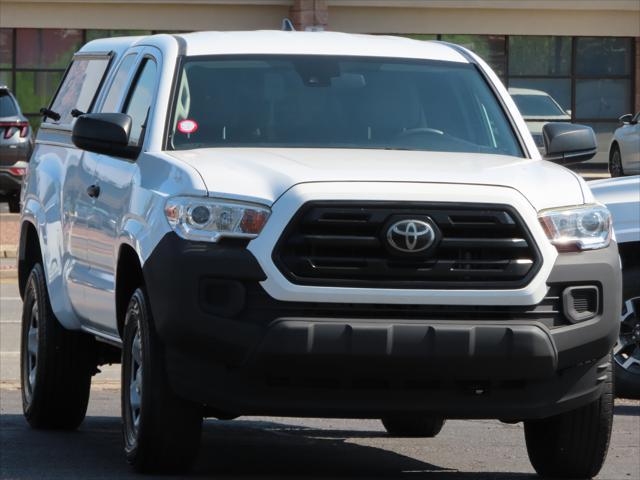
[575,79,631,120]
[580,122,619,163]
[576,37,632,76]
[440,34,506,78]
[86,30,152,42]
[15,71,64,114]
[508,36,570,76]
[16,29,83,69]
[508,78,571,112]
[0,28,13,69]
[0,71,12,90]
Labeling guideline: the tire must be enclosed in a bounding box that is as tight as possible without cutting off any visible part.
[121,288,203,473]
[8,195,20,213]
[609,146,624,177]
[614,267,640,399]
[20,263,94,429]
[524,355,614,479]
[381,415,446,437]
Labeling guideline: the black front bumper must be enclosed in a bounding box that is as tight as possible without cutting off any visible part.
[143,233,621,420]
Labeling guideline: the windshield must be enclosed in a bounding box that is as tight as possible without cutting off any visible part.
[0,91,18,117]
[168,55,523,157]
[511,93,566,117]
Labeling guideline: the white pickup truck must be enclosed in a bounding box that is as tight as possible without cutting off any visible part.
[19,31,620,477]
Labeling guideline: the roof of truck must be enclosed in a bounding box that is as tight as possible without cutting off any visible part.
[78,31,468,63]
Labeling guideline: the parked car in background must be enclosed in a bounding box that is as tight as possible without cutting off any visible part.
[590,175,640,399]
[609,113,640,177]
[0,86,33,213]
[508,88,571,152]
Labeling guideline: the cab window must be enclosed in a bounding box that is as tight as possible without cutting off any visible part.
[101,53,137,113]
[45,55,111,126]
[123,58,157,147]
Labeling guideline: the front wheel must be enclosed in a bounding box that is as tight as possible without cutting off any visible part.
[614,268,640,398]
[8,195,20,213]
[524,355,614,479]
[20,263,94,429]
[381,415,445,437]
[121,288,203,473]
[609,146,624,177]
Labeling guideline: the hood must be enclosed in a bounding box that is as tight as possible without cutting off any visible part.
[168,148,585,211]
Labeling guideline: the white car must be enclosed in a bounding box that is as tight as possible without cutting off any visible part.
[609,113,640,177]
[508,87,571,151]
[19,31,619,477]
[590,175,640,398]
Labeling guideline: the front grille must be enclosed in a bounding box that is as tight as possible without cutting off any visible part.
[273,202,542,289]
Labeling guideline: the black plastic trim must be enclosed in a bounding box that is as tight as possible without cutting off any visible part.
[272,200,543,289]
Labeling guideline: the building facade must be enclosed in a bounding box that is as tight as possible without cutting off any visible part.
[1,0,639,163]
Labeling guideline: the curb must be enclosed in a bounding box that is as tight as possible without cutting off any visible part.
[0,245,17,258]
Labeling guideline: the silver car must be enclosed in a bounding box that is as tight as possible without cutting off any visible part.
[0,86,33,212]
[508,87,571,152]
[609,113,640,177]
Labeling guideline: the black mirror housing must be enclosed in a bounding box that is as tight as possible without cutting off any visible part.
[542,122,597,165]
[72,113,138,159]
[618,113,635,125]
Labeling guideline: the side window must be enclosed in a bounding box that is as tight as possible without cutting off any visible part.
[46,56,110,125]
[123,58,157,147]
[101,54,137,113]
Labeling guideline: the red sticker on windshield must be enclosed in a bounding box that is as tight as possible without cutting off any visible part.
[177,119,198,134]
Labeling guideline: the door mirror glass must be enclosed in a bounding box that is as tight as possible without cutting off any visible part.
[542,122,597,165]
[72,112,138,159]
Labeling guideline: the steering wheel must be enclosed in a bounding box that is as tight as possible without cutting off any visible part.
[396,127,445,138]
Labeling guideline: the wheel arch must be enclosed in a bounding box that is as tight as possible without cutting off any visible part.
[115,243,145,339]
[17,220,42,299]
[619,241,640,272]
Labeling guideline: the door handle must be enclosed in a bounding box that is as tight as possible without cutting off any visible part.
[87,184,100,198]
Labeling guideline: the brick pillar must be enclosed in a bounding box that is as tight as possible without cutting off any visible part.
[289,0,328,31]
[636,37,640,113]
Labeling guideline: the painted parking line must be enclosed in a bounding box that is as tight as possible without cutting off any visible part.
[1,297,21,301]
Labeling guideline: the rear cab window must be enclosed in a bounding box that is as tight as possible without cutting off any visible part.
[44,53,112,127]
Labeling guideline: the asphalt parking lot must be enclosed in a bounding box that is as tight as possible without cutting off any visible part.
[0,277,639,480]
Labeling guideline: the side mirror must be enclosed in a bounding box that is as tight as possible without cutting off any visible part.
[542,122,597,165]
[72,113,138,159]
[618,113,635,125]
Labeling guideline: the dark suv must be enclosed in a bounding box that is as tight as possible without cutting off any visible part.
[0,86,33,212]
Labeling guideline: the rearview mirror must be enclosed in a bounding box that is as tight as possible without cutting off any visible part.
[72,113,138,159]
[542,122,597,165]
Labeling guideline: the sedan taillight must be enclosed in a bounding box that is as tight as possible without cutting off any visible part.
[0,121,29,139]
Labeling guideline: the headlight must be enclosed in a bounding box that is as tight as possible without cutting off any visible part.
[538,204,611,252]
[164,197,270,242]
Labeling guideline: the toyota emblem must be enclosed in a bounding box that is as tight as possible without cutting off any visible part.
[386,219,436,253]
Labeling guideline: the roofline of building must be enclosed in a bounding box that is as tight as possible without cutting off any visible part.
[0,0,638,10]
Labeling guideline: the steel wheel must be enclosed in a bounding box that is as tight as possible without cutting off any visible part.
[614,296,640,375]
[22,302,39,404]
[129,328,143,438]
[609,148,623,177]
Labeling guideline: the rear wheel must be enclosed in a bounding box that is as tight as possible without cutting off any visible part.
[381,415,445,437]
[524,355,613,479]
[609,146,624,177]
[20,263,94,429]
[121,288,203,473]
[614,268,640,398]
